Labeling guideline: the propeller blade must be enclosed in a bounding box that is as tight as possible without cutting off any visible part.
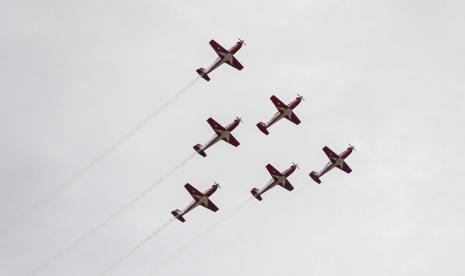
[349,144,357,151]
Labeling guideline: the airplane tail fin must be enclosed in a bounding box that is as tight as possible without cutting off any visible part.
[196,68,211,81]
[309,171,321,184]
[193,144,207,157]
[171,209,186,223]
[256,122,269,135]
[250,188,262,201]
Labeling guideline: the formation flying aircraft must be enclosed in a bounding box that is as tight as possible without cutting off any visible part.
[193,117,241,157]
[256,94,304,135]
[251,163,298,201]
[171,183,220,223]
[196,39,245,81]
[309,145,355,184]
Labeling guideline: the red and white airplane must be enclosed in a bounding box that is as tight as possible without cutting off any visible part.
[309,145,355,184]
[196,39,245,81]
[256,94,304,135]
[171,183,220,223]
[251,163,298,201]
[193,117,241,157]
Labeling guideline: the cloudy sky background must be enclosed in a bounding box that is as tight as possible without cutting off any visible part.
[1,0,464,275]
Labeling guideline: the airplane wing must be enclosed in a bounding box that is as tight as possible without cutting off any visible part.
[226,56,244,71]
[339,161,352,174]
[184,183,204,199]
[209,40,227,56]
[285,111,301,125]
[281,180,295,191]
[207,117,226,133]
[225,133,240,147]
[266,163,283,178]
[323,146,339,160]
[270,95,287,111]
[201,199,219,212]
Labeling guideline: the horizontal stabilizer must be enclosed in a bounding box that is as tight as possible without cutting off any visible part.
[251,188,262,201]
[256,122,269,135]
[196,68,210,81]
[193,144,207,157]
[171,209,186,222]
[309,171,321,184]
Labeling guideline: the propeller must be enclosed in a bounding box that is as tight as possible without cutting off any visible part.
[348,144,357,151]
[292,162,299,169]
[297,93,305,101]
[236,116,243,123]
[214,181,221,189]
[237,37,247,46]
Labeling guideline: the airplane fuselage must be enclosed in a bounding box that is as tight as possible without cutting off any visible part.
[265,97,302,128]
[179,200,201,217]
[201,133,226,152]
[204,42,243,75]
[176,185,218,218]
[255,166,296,196]
[266,108,292,128]
[199,119,241,153]
[317,147,353,177]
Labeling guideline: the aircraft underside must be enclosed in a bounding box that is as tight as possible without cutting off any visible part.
[266,112,285,127]
[318,162,336,177]
[202,136,222,152]
[205,58,225,74]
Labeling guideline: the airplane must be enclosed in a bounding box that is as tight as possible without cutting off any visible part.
[193,117,242,157]
[309,145,355,184]
[171,182,220,222]
[196,39,245,81]
[256,94,304,135]
[251,163,298,201]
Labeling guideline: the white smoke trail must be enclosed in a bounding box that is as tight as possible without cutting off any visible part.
[0,77,199,235]
[151,197,253,275]
[30,153,196,275]
[149,185,307,275]
[99,218,175,276]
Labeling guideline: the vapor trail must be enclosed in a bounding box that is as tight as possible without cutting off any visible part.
[150,187,307,275]
[0,77,199,235]
[100,218,175,276]
[30,153,196,275]
[151,197,253,275]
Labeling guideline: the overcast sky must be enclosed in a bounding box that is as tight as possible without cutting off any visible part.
[1,0,465,275]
